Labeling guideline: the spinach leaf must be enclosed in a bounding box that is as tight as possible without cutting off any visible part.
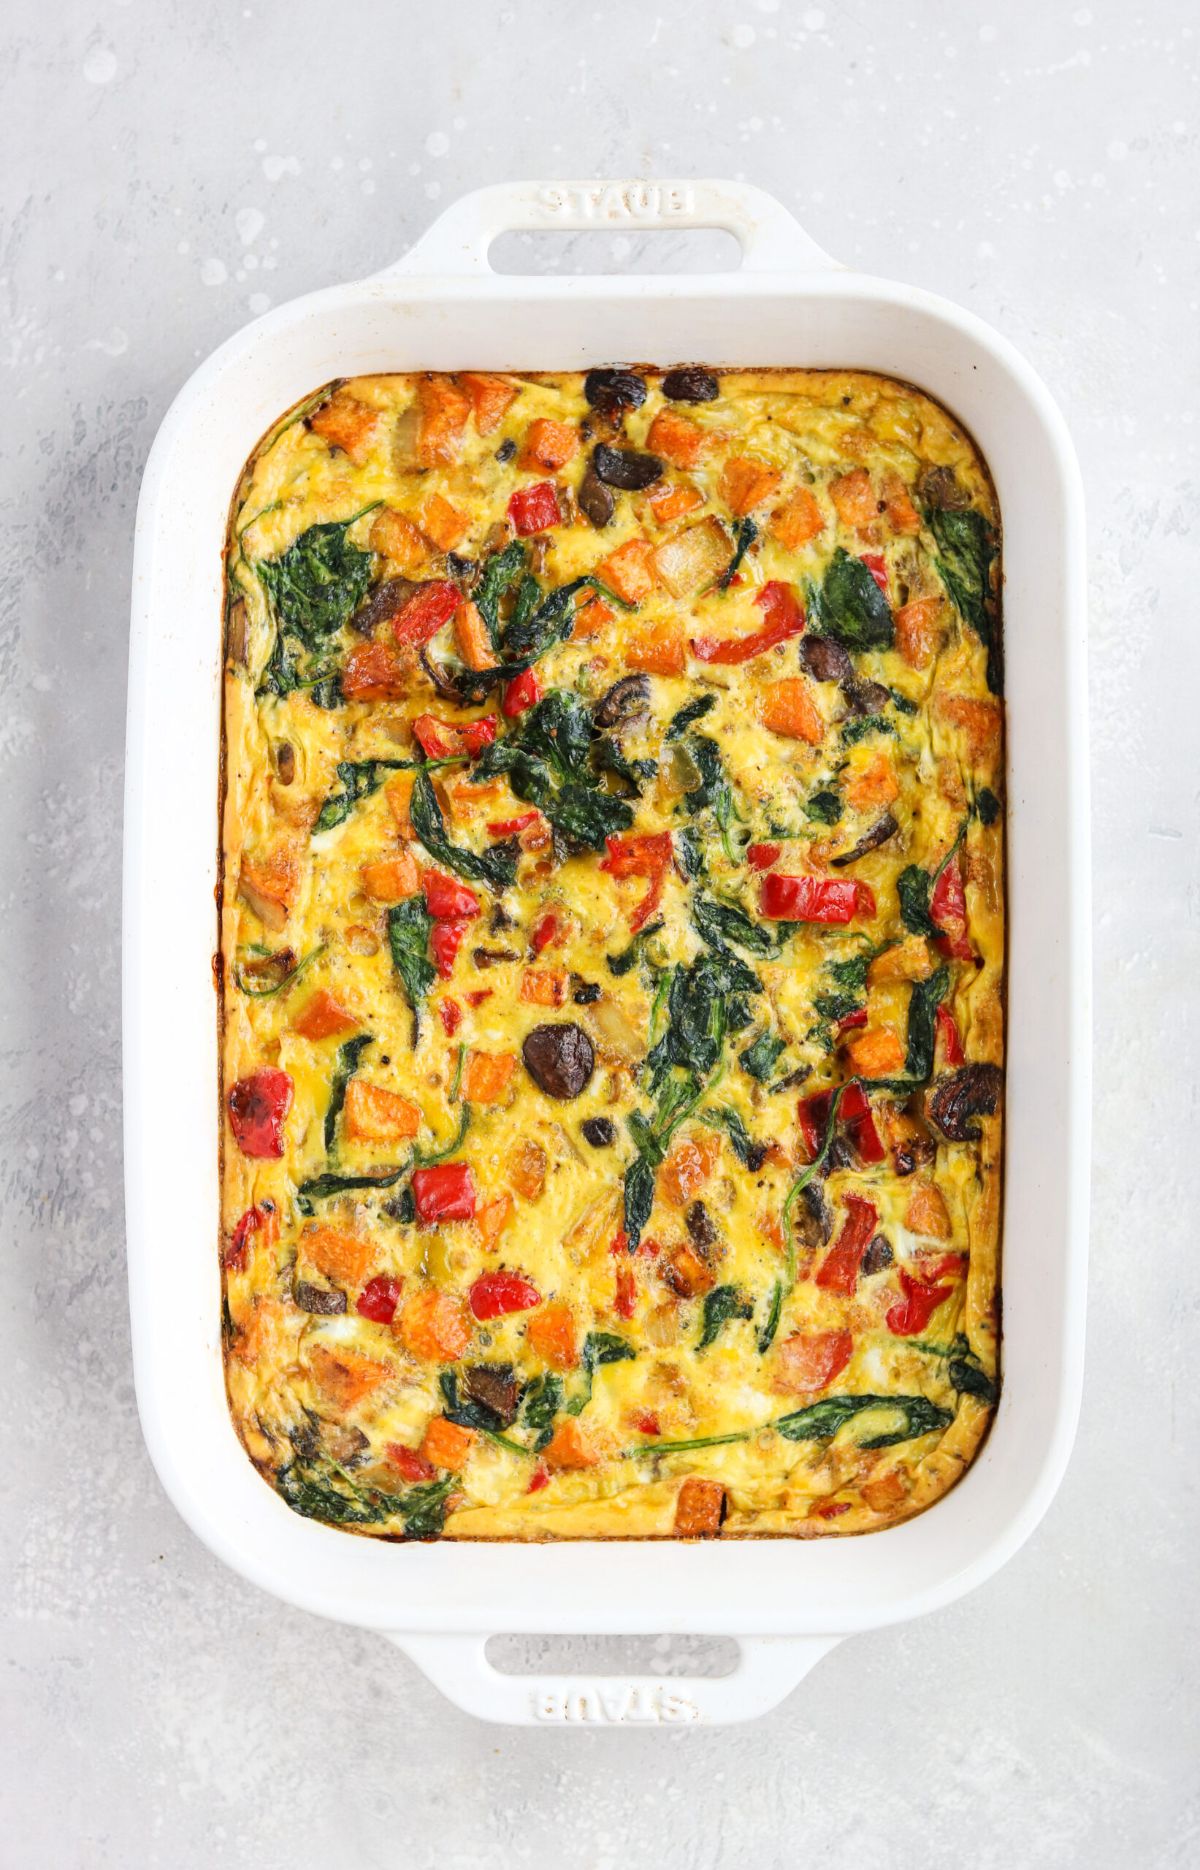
[387,897,436,1028]
[414,1104,471,1166]
[295,1166,407,1217]
[257,626,301,699]
[674,825,703,878]
[645,947,761,1090]
[474,540,527,645]
[841,713,896,746]
[473,689,634,850]
[698,1284,753,1350]
[409,770,518,890]
[897,864,939,937]
[308,673,344,710]
[315,758,409,834]
[501,576,596,668]
[257,516,376,646]
[665,692,717,740]
[622,1151,658,1247]
[440,1371,508,1435]
[756,1282,785,1353]
[975,787,1001,826]
[325,1034,373,1152]
[814,548,894,652]
[946,1334,999,1404]
[607,919,664,977]
[700,1106,767,1171]
[277,1463,395,1527]
[693,893,776,958]
[740,1028,784,1084]
[566,1331,637,1416]
[929,505,996,645]
[774,1393,952,1448]
[519,1374,564,1452]
[718,516,758,589]
[826,948,875,995]
[591,736,657,797]
[396,1476,459,1538]
[804,788,843,826]
[905,965,949,1081]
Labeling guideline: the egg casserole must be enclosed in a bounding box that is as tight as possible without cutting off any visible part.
[220,364,1003,1541]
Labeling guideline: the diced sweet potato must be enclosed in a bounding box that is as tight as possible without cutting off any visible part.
[881,471,922,535]
[861,1468,908,1512]
[937,695,1003,766]
[905,1181,952,1239]
[342,641,412,702]
[519,968,568,1008]
[308,390,379,464]
[421,492,468,551]
[454,598,498,671]
[306,1342,391,1411]
[845,752,899,811]
[673,1477,726,1537]
[894,597,944,670]
[385,770,417,839]
[361,851,421,901]
[661,1242,716,1299]
[625,617,686,675]
[238,848,301,931]
[596,538,657,606]
[542,1418,599,1470]
[462,1051,517,1104]
[291,989,359,1041]
[509,1139,547,1201]
[519,417,579,472]
[571,595,614,640]
[476,1192,513,1247]
[719,454,782,517]
[416,376,471,467]
[868,936,936,985]
[648,479,703,525]
[420,1416,476,1472]
[660,1130,721,1207]
[303,1225,375,1287]
[398,1286,473,1363]
[770,485,825,550]
[848,1027,906,1078]
[647,408,705,468]
[369,507,430,572]
[525,1298,578,1369]
[759,677,824,746]
[829,467,880,528]
[343,1079,422,1143]
[461,371,517,436]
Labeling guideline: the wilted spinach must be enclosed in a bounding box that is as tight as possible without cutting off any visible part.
[387,897,436,1032]
[698,1285,754,1350]
[774,1393,952,1448]
[472,689,634,850]
[409,769,518,890]
[814,548,894,652]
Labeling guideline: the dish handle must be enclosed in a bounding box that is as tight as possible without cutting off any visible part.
[378,179,837,280]
[386,1631,841,1726]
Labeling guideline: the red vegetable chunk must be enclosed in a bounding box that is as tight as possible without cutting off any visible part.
[392,581,460,647]
[412,1163,477,1224]
[469,1268,542,1320]
[357,1274,403,1324]
[227,1068,293,1158]
[815,1194,879,1295]
[760,873,874,924]
[507,481,561,536]
[691,580,805,664]
[424,871,481,920]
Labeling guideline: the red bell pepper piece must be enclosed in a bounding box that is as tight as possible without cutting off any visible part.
[429,918,470,978]
[614,1263,637,1320]
[413,713,498,760]
[601,831,673,932]
[815,1194,879,1295]
[609,1229,629,1257]
[634,1410,661,1437]
[227,1068,293,1159]
[813,1499,851,1520]
[836,1006,868,1034]
[531,910,562,954]
[392,581,460,647]
[412,1162,477,1224]
[798,1082,884,1166]
[507,481,562,536]
[691,579,805,664]
[935,1001,965,1065]
[761,873,874,924]
[465,988,492,1007]
[503,668,541,717]
[527,1464,550,1493]
[461,717,498,755]
[438,997,463,1036]
[746,842,782,871]
[886,1270,954,1337]
[931,856,973,960]
[225,1201,274,1271]
[356,1273,403,1324]
[487,810,541,838]
[469,1267,542,1319]
[861,552,889,596]
[386,1444,436,1482]
[424,871,481,920]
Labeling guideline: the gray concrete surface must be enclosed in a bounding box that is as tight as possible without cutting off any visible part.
[3,1,1197,1864]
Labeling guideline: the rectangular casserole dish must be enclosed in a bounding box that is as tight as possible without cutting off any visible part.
[125,179,1089,1725]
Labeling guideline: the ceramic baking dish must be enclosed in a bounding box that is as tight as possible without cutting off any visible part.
[124,179,1089,1725]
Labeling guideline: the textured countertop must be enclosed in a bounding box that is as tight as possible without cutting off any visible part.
[4,1,1197,1864]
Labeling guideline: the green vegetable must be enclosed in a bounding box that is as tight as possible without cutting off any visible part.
[740,1029,784,1084]
[774,1393,952,1448]
[387,897,436,1031]
[814,548,894,652]
[665,692,717,740]
[804,789,843,826]
[626,1431,751,1456]
[761,1081,860,1348]
[928,505,996,648]
[693,893,776,958]
[473,689,634,850]
[840,713,896,746]
[501,575,595,668]
[295,1166,407,1216]
[813,989,862,1026]
[756,1283,784,1354]
[439,1371,510,1436]
[682,734,739,862]
[324,1034,373,1153]
[700,1105,766,1170]
[698,1285,753,1350]
[231,942,324,999]
[277,1462,456,1537]
[409,769,518,891]
[889,688,918,716]
[257,513,376,646]
[396,1476,461,1536]
[975,787,1001,826]
[566,1331,637,1416]
[474,540,527,645]
[905,965,949,1081]
[607,919,664,977]
[256,626,300,699]
[315,758,409,834]
[718,516,758,589]
[921,1332,999,1404]
[520,1374,564,1452]
[897,864,939,937]
[414,1105,471,1166]
[591,735,657,797]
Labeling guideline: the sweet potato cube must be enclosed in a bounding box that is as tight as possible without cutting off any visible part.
[660,1130,721,1207]
[525,1299,577,1369]
[238,848,301,931]
[398,1286,473,1363]
[937,695,1002,766]
[361,851,421,902]
[861,1469,908,1512]
[416,376,471,467]
[829,467,880,529]
[461,371,517,436]
[648,480,703,525]
[519,969,568,1008]
[476,1193,513,1247]
[420,1416,476,1473]
[881,471,922,535]
[421,492,468,552]
[674,1477,726,1537]
[291,989,359,1041]
[542,1418,599,1470]
[385,771,417,839]
[342,641,412,702]
[308,390,379,464]
[770,486,825,550]
[624,617,686,675]
[647,408,705,468]
[454,598,498,671]
[306,1342,391,1411]
[845,753,899,811]
[571,595,614,641]
[461,1051,517,1105]
[661,1242,716,1299]
[369,507,429,572]
[905,1181,952,1239]
[868,936,936,985]
[596,538,657,606]
[509,1139,547,1201]
[894,597,944,670]
[848,1027,906,1078]
[303,1225,375,1287]
[719,454,782,517]
[343,1079,422,1143]
[519,417,579,472]
[759,678,824,746]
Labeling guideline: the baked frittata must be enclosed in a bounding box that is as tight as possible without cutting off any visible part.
[220,365,1003,1541]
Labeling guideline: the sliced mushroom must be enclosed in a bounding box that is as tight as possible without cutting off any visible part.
[462,1363,519,1426]
[593,674,651,728]
[293,1279,347,1315]
[418,646,499,705]
[840,673,893,718]
[798,1181,833,1245]
[927,1064,1003,1142]
[351,576,420,638]
[584,368,647,418]
[799,635,855,684]
[662,366,720,403]
[577,463,615,529]
[831,813,899,867]
[918,465,969,511]
[522,1022,596,1099]
[685,1200,718,1251]
[592,443,663,491]
[861,1234,894,1276]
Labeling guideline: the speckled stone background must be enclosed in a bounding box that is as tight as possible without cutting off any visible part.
[4,1,1197,1864]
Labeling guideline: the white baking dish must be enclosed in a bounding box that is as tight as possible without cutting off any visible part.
[124,179,1089,1726]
